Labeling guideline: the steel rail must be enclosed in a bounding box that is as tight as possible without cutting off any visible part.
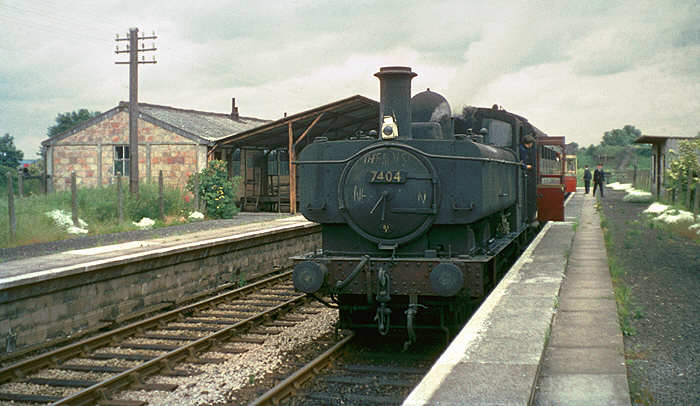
[248,331,355,406]
[0,270,293,385]
[54,294,311,406]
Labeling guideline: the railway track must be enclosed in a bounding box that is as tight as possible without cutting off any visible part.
[249,333,442,406]
[0,271,320,406]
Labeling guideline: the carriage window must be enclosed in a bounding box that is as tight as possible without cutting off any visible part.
[482,119,512,147]
[539,144,563,184]
[566,157,577,174]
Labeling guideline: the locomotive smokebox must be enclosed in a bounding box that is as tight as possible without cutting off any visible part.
[374,66,417,139]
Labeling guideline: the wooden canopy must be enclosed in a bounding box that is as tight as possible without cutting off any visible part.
[211,95,379,212]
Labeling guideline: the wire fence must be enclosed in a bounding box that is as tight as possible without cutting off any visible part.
[5,170,198,243]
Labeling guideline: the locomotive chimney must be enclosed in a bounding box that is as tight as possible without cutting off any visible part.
[374,66,417,139]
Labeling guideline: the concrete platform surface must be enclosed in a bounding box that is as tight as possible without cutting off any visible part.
[0,214,315,290]
[533,196,631,406]
[405,192,630,405]
[404,193,583,406]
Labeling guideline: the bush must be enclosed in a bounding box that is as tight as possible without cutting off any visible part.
[187,160,239,219]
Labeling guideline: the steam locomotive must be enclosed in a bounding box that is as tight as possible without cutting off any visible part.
[292,66,560,345]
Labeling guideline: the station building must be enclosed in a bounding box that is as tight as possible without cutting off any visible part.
[41,99,267,192]
[42,95,379,214]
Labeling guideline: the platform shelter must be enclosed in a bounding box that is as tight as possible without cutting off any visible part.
[212,95,378,213]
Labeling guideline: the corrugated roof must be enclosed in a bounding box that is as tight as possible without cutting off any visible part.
[135,102,269,141]
[634,135,696,144]
[214,95,379,151]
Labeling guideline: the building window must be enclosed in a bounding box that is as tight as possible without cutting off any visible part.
[232,148,241,177]
[278,149,289,175]
[114,145,130,176]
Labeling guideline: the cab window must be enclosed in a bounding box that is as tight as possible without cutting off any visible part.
[483,119,513,147]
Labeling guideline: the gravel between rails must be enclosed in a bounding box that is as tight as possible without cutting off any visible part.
[116,306,338,406]
[600,190,700,405]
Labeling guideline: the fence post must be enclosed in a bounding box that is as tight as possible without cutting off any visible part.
[694,182,699,220]
[71,172,78,226]
[632,165,637,187]
[117,175,124,222]
[686,169,692,210]
[158,170,164,220]
[671,188,676,205]
[42,172,47,195]
[18,173,23,198]
[194,174,200,212]
[7,173,16,240]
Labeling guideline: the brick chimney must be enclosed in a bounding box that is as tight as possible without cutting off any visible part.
[231,98,239,120]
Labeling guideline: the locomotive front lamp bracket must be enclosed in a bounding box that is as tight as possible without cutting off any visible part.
[381,115,398,140]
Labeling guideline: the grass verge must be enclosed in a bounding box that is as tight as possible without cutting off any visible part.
[598,199,652,405]
[0,182,196,248]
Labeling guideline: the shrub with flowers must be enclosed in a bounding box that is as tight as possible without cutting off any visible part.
[667,139,700,205]
[187,160,239,219]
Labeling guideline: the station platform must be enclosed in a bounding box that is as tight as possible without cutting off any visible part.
[1,213,312,289]
[1,214,320,357]
[404,191,631,405]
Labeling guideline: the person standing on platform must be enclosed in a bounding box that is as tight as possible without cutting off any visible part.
[583,165,592,194]
[593,163,605,198]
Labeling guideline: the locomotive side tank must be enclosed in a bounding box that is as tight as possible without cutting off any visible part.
[292,66,543,343]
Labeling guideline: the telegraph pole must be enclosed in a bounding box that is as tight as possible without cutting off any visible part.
[115,27,157,196]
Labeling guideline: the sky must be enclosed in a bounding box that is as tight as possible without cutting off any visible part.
[1,0,698,158]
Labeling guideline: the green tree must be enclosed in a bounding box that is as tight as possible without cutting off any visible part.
[47,109,101,137]
[601,125,641,146]
[1,133,24,168]
[1,133,24,187]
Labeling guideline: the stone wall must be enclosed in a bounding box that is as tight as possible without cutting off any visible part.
[50,110,202,191]
[0,226,320,355]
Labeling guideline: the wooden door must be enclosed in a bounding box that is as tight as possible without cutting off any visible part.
[536,137,565,222]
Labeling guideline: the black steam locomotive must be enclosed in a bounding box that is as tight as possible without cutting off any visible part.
[292,66,552,345]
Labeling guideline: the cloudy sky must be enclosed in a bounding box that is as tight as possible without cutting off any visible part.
[1,0,698,157]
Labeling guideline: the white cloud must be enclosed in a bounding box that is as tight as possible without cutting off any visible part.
[1,0,698,157]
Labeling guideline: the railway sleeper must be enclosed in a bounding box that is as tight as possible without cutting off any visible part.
[118,343,178,351]
[159,325,221,332]
[322,375,414,387]
[57,364,129,373]
[90,352,153,361]
[26,377,97,387]
[139,333,201,341]
[307,392,402,405]
[0,392,62,403]
[228,337,266,345]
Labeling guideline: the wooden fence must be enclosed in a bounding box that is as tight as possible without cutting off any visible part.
[5,170,189,242]
[606,167,698,216]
